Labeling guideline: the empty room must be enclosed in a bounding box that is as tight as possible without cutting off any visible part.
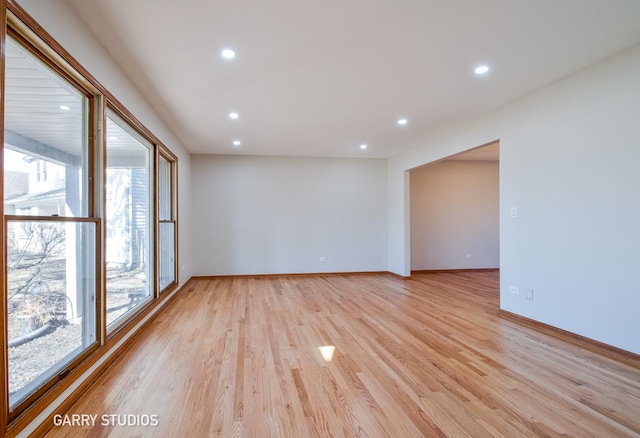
[1,0,640,436]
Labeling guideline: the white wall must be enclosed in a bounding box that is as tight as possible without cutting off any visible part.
[192,155,387,275]
[389,44,640,354]
[410,160,499,270]
[17,0,193,284]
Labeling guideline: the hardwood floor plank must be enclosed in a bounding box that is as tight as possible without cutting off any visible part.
[44,271,640,437]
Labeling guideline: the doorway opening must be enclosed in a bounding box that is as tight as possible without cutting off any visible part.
[409,141,500,275]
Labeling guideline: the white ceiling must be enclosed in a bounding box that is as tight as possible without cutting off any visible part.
[66,0,640,158]
[5,35,85,162]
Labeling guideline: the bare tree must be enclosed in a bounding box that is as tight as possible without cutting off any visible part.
[7,222,66,319]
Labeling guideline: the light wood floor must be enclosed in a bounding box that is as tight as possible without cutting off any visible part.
[45,271,640,437]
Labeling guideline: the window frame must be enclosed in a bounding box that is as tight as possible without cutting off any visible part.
[4,216,101,415]
[3,26,103,419]
[5,28,98,218]
[0,2,7,431]
[103,105,155,335]
[1,3,181,432]
[157,147,179,294]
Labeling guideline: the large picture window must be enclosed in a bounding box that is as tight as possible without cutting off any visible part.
[105,111,153,328]
[3,34,97,410]
[1,6,179,429]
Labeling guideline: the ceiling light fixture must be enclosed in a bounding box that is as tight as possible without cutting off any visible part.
[233,140,241,146]
[59,105,70,110]
[229,112,239,119]
[221,49,236,59]
[360,144,367,150]
[397,118,408,126]
[475,65,490,75]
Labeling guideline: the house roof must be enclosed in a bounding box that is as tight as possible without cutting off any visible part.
[4,187,65,207]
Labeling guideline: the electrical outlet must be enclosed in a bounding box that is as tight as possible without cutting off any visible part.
[509,286,519,295]
[510,207,518,218]
[319,256,327,262]
[465,253,472,259]
[525,288,534,301]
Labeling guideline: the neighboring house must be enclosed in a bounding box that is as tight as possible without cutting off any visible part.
[3,170,28,205]
[4,153,67,262]
[4,157,65,216]
[105,167,148,272]
[5,145,147,271]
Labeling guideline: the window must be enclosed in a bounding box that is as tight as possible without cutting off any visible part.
[6,221,97,406]
[3,34,98,410]
[35,161,47,182]
[1,6,180,428]
[3,38,89,218]
[105,110,153,329]
[158,152,177,291]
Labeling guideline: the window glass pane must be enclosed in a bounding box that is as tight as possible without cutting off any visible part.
[7,220,96,407]
[106,114,152,327]
[159,222,175,289]
[158,152,176,291]
[3,36,89,217]
[159,155,171,221]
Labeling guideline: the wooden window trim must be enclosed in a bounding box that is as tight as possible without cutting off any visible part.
[157,147,179,294]
[5,29,97,219]
[1,2,8,435]
[103,106,156,338]
[4,217,102,419]
[2,0,182,434]
[4,23,101,420]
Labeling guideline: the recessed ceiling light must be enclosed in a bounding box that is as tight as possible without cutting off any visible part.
[233,140,241,146]
[221,49,236,59]
[108,136,118,141]
[59,105,70,110]
[397,118,408,126]
[475,65,490,75]
[229,112,239,119]
[360,144,367,150]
